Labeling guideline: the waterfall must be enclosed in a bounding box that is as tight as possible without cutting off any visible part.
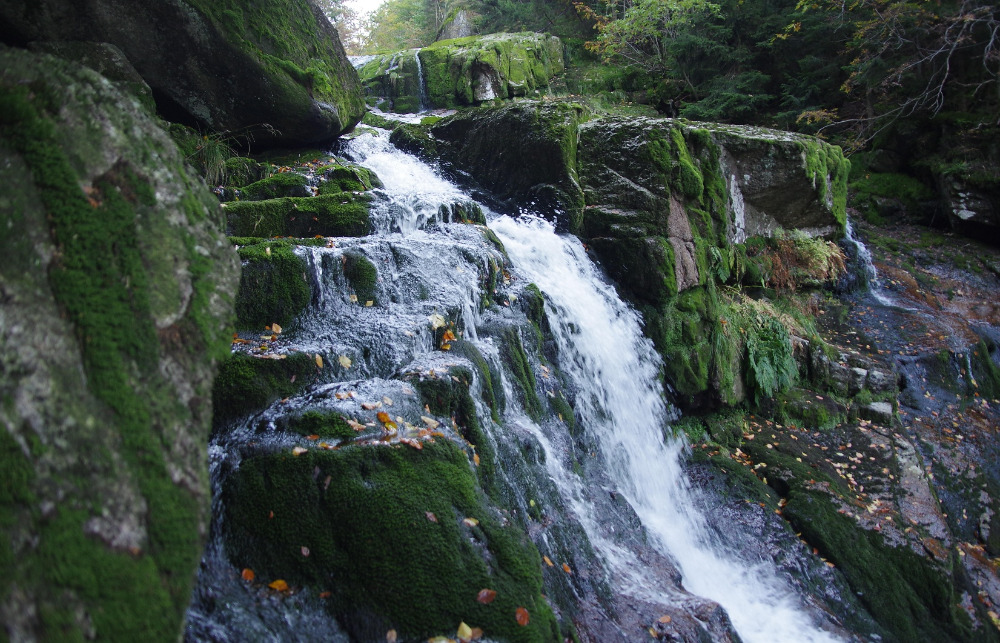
[414,50,429,113]
[191,127,848,641]
[844,218,897,307]
[492,215,839,643]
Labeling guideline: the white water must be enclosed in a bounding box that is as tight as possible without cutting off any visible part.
[414,50,429,113]
[343,129,466,234]
[343,129,839,641]
[493,215,840,643]
[845,218,897,307]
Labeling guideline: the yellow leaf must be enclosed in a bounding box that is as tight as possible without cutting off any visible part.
[428,313,446,329]
[365,300,374,307]
[543,555,554,567]
[347,419,366,431]
[441,343,452,351]
[268,579,288,591]
[386,629,397,643]
[457,622,473,642]
[648,627,658,637]
[338,355,352,369]
[349,294,358,303]
[383,396,393,406]
[473,452,480,466]
[315,354,324,368]
[292,446,308,456]
[421,416,440,429]
[272,323,282,334]
[377,411,397,429]
[462,517,479,527]
[265,246,272,257]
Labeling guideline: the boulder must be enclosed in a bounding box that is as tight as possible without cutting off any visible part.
[0,0,366,147]
[0,48,238,639]
[356,32,564,113]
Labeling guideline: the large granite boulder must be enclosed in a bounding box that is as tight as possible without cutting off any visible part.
[0,0,366,147]
[356,32,564,112]
[0,48,238,639]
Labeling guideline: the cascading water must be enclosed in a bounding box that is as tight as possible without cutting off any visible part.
[414,51,430,113]
[492,216,840,643]
[844,218,898,308]
[190,125,852,641]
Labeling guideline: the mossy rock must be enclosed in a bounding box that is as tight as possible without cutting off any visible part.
[240,172,311,200]
[226,192,372,238]
[342,251,379,305]
[222,440,560,641]
[281,410,356,440]
[234,240,311,329]
[318,162,383,192]
[212,352,316,426]
[0,48,238,640]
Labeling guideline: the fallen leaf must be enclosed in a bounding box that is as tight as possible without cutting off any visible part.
[383,396,393,406]
[429,313,446,329]
[473,452,480,466]
[463,517,480,527]
[272,323,282,334]
[315,354,324,368]
[442,329,456,342]
[319,591,331,598]
[365,300,374,307]
[338,355,352,369]
[562,563,572,574]
[349,294,358,303]
[658,615,672,624]
[469,627,484,641]
[421,416,440,429]
[386,629,397,643]
[268,579,289,591]
[426,511,438,523]
[306,434,319,441]
[543,555,554,567]
[457,621,473,642]
[301,546,310,557]
[648,627,658,638]
[377,411,398,429]
[347,419,366,431]
[476,588,497,604]
[515,606,530,626]
[241,568,255,582]
[362,401,382,410]
[292,446,308,456]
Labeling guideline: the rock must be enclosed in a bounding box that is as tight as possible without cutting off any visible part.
[436,9,476,41]
[357,32,564,113]
[859,401,894,425]
[0,0,365,146]
[0,48,238,639]
[866,368,896,394]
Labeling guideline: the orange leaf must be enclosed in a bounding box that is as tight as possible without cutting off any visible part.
[268,579,289,591]
[476,588,497,604]
[473,452,480,466]
[562,563,572,574]
[515,606,530,626]
[469,627,484,641]
[319,591,332,599]
[658,615,672,624]
[241,568,255,582]
[442,329,456,342]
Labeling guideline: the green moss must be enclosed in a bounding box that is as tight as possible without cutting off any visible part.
[0,428,34,604]
[240,172,310,201]
[970,339,1000,399]
[234,240,311,329]
[223,156,269,188]
[1,84,214,638]
[500,328,543,420]
[800,140,849,231]
[212,352,316,426]
[414,367,498,496]
[671,128,704,200]
[549,395,576,433]
[318,162,382,192]
[223,441,558,641]
[225,193,372,238]
[284,411,356,440]
[451,341,505,422]
[342,251,378,306]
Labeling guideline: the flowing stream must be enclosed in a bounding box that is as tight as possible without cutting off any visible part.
[189,126,846,641]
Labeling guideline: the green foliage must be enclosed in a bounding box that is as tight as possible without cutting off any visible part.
[744,316,797,404]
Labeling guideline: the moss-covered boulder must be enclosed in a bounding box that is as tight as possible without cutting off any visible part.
[212,352,317,426]
[357,32,564,113]
[426,101,589,229]
[0,0,366,146]
[0,48,238,640]
[222,440,560,641]
[234,240,312,330]
[225,192,372,238]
